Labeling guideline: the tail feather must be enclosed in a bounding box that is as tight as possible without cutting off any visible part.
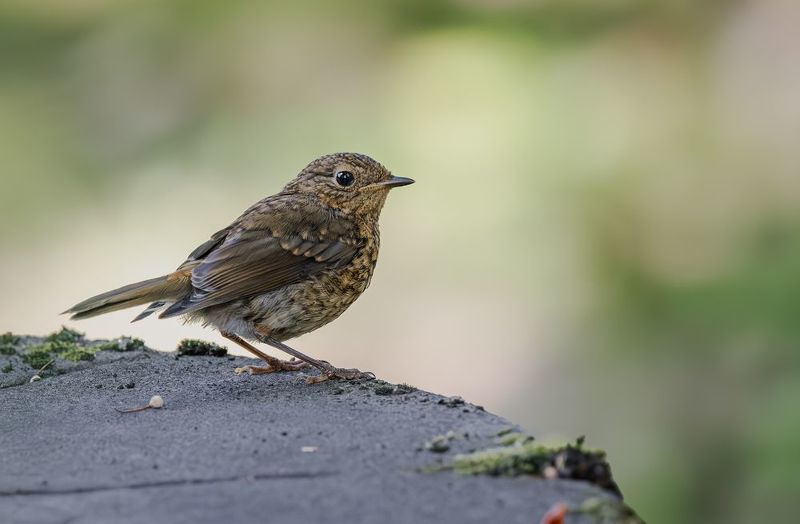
[64,274,189,321]
[131,301,168,323]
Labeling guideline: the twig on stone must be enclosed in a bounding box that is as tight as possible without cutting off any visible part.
[115,395,165,413]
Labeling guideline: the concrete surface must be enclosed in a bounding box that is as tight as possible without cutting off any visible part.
[0,343,636,524]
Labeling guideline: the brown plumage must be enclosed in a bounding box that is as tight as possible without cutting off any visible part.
[64,153,414,382]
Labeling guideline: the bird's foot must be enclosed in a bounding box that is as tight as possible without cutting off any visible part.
[234,358,311,375]
[305,365,376,384]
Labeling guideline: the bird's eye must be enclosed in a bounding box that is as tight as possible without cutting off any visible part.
[334,171,355,187]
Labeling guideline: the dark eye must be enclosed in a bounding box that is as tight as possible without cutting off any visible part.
[335,171,355,187]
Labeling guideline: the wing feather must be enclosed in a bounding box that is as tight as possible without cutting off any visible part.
[160,228,358,318]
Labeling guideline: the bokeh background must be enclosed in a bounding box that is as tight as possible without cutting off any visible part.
[2,0,799,521]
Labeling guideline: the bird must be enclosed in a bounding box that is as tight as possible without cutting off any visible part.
[64,152,414,383]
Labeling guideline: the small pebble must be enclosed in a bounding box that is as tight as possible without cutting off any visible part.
[301,446,318,453]
[29,375,41,383]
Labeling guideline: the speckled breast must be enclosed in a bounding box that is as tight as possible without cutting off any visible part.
[248,227,380,341]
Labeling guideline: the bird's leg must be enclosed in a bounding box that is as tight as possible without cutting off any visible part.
[221,332,310,375]
[254,331,374,384]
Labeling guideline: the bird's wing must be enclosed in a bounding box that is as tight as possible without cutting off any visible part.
[159,208,359,318]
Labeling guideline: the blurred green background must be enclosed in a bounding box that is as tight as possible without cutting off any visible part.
[1,0,799,521]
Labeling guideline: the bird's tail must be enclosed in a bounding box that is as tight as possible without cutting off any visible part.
[63,273,191,321]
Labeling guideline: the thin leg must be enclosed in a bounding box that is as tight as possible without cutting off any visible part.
[254,330,374,384]
[221,332,310,375]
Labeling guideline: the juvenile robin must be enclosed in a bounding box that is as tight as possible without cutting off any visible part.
[64,153,414,383]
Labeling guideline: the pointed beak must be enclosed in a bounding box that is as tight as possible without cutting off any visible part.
[375,175,415,188]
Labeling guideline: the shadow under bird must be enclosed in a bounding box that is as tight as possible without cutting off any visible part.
[64,153,414,383]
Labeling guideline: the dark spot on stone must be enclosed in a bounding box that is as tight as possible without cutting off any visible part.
[125,382,135,389]
[438,396,465,408]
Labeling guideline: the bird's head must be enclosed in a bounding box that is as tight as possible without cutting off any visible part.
[283,153,414,218]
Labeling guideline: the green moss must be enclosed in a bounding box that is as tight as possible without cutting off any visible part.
[1,332,20,345]
[450,440,555,476]
[45,327,84,344]
[60,346,96,362]
[47,340,80,354]
[434,436,621,496]
[0,332,20,355]
[21,345,54,369]
[95,337,145,352]
[21,335,95,366]
[2,363,12,373]
[177,339,227,357]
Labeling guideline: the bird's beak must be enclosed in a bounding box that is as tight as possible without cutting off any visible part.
[373,176,415,188]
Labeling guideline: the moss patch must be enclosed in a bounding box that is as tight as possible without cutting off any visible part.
[21,345,54,369]
[94,337,145,352]
[432,435,621,497]
[46,327,84,344]
[177,339,228,357]
[47,340,81,355]
[60,346,96,362]
[18,328,98,368]
[2,363,12,373]
[0,332,20,355]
